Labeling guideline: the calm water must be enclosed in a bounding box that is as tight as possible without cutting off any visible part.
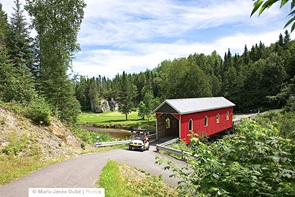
[80,126,131,139]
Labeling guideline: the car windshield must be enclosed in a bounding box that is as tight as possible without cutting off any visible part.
[132,133,143,140]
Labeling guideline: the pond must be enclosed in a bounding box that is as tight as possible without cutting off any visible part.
[80,126,131,139]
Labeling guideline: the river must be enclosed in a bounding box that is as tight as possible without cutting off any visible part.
[80,126,131,139]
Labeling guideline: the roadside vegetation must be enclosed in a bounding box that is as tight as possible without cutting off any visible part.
[98,160,178,197]
[0,101,130,185]
[157,111,295,196]
[0,155,64,185]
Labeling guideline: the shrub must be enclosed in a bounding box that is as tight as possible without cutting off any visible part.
[25,97,51,126]
[2,132,28,156]
[157,113,295,196]
[81,142,86,150]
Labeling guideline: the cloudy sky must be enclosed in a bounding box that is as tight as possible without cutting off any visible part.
[1,0,293,78]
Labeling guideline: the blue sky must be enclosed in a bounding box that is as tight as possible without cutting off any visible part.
[1,0,293,78]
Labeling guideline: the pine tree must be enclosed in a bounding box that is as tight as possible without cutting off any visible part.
[75,76,90,110]
[117,72,137,120]
[0,4,17,102]
[284,30,290,49]
[243,45,249,64]
[6,0,36,103]
[279,33,284,47]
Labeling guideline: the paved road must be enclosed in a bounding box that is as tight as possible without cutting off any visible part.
[0,146,186,197]
[0,113,259,197]
[233,113,258,123]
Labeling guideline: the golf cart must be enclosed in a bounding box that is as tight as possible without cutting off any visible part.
[129,128,150,151]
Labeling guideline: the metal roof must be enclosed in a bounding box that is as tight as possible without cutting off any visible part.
[153,97,235,115]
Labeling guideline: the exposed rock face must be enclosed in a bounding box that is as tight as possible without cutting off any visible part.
[109,98,118,111]
[0,107,84,159]
[91,98,118,113]
[91,98,110,113]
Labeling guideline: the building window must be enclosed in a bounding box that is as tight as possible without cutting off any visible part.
[226,111,229,120]
[204,116,208,127]
[216,113,220,123]
[166,118,170,128]
[188,119,193,131]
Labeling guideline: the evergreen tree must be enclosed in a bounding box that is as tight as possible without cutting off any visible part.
[243,45,250,65]
[0,4,18,102]
[75,76,90,110]
[6,0,35,103]
[25,0,86,123]
[117,72,137,120]
[284,30,290,49]
[279,33,284,47]
[0,4,8,47]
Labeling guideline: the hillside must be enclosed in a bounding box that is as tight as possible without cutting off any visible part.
[0,106,84,159]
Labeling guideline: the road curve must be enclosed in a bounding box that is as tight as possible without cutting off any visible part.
[0,145,186,197]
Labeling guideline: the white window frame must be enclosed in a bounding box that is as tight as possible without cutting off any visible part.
[204,116,208,127]
[188,119,193,131]
[226,111,229,120]
[216,113,220,123]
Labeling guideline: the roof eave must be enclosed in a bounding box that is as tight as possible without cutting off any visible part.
[152,100,181,114]
[179,105,236,115]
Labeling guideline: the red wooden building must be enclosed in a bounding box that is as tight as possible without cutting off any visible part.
[153,97,235,144]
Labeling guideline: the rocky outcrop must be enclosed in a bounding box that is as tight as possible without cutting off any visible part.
[91,98,118,113]
[0,107,83,159]
[109,98,118,111]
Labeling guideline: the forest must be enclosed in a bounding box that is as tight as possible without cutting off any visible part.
[0,0,85,124]
[1,0,295,125]
[75,30,295,118]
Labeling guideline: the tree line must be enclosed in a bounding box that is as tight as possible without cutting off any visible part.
[1,1,295,124]
[0,0,85,125]
[75,30,295,119]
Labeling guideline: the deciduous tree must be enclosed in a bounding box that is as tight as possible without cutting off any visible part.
[251,0,295,31]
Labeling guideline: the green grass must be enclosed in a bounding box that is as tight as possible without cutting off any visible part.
[0,155,65,185]
[78,111,156,131]
[98,160,178,197]
[78,111,140,123]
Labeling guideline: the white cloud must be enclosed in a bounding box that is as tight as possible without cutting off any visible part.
[1,0,292,79]
[73,26,292,79]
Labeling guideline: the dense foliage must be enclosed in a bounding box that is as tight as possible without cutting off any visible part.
[0,1,85,124]
[75,31,295,114]
[157,111,295,196]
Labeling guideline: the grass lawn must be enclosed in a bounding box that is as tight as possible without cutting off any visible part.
[78,110,142,124]
[78,111,156,131]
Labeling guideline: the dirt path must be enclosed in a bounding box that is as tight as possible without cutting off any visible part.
[0,146,186,197]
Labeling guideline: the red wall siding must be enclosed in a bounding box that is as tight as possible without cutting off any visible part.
[180,107,233,144]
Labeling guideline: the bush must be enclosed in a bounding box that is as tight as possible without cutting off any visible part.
[25,97,51,126]
[80,142,86,150]
[158,112,295,196]
[2,132,28,156]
